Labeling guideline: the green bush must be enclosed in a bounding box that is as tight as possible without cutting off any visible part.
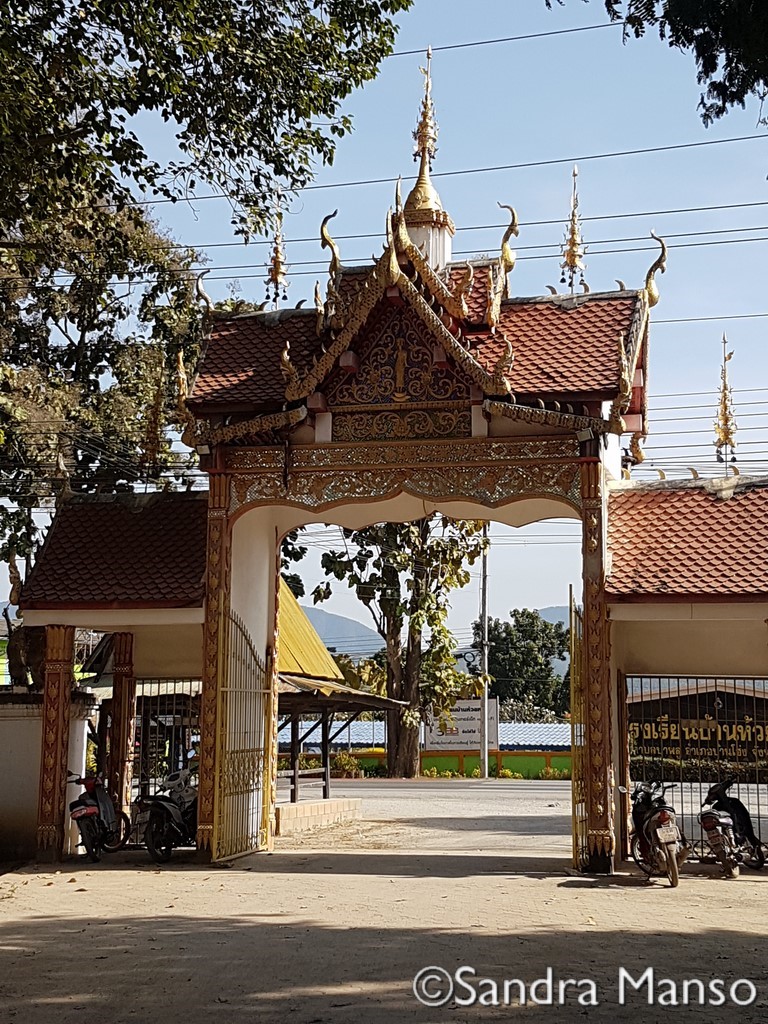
[538,766,571,780]
[332,751,361,776]
[497,768,524,779]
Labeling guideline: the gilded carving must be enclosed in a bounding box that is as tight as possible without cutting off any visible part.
[484,399,608,435]
[333,409,471,442]
[579,460,614,867]
[197,480,232,852]
[37,624,75,855]
[105,632,135,814]
[326,308,468,408]
[231,459,581,515]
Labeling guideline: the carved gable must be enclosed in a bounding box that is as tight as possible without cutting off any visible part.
[323,301,473,442]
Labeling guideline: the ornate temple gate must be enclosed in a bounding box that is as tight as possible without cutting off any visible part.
[191,434,618,872]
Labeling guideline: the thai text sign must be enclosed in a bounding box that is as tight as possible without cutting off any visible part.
[425,698,499,750]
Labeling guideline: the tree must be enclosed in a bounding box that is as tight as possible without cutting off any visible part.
[548,1,768,124]
[313,518,486,777]
[1,0,412,236]
[281,530,308,598]
[471,609,570,714]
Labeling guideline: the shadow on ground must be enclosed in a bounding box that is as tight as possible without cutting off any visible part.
[1,912,766,1024]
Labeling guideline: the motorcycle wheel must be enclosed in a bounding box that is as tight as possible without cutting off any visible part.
[743,842,765,870]
[664,843,680,888]
[714,840,739,879]
[145,807,174,864]
[630,833,654,875]
[79,818,101,863]
[101,811,132,853]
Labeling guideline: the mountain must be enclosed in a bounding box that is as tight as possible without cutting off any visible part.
[300,606,382,657]
[538,605,569,627]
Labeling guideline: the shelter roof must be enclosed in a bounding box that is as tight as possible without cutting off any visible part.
[606,478,768,601]
[278,582,343,682]
[20,492,208,610]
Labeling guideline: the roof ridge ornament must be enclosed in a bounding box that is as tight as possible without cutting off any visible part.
[714,332,737,469]
[560,165,587,293]
[644,230,667,307]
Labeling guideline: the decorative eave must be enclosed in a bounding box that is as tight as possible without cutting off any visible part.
[483,399,609,435]
[186,405,308,448]
[607,288,649,433]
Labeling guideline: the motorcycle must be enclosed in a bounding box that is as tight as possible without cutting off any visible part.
[141,767,198,863]
[703,776,765,870]
[697,801,740,878]
[622,781,691,887]
[68,771,131,862]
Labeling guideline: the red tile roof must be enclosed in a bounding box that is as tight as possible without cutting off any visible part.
[20,492,208,609]
[472,294,640,396]
[190,276,641,411]
[189,309,319,410]
[606,482,768,601]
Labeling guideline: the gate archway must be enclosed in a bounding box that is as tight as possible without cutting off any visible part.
[186,70,663,872]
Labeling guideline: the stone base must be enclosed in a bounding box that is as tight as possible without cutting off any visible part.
[275,798,362,837]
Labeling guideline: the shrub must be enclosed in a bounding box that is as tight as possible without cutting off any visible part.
[332,751,361,777]
[422,766,438,778]
[538,766,571,780]
[497,768,524,779]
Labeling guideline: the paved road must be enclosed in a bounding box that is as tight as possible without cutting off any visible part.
[279,779,573,855]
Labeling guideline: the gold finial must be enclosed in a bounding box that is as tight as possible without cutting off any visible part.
[498,203,519,275]
[560,165,586,293]
[265,189,288,309]
[714,332,737,469]
[320,210,341,278]
[404,48,444,216]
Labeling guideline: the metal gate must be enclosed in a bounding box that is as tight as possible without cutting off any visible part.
[626,675,768,855]
[570,587,589,870]
[213,611,271,860]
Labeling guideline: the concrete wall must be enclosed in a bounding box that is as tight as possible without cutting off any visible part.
[131,624,203,678]
[0,697,43,860]
[611,609,768,678]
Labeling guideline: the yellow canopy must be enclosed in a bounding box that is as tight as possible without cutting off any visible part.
[277,580,343,682]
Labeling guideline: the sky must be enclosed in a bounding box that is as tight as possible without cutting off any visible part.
[8,1,768,635]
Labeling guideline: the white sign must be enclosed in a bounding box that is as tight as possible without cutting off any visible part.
[425,698,499,750]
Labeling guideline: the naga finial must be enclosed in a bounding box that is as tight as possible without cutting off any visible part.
[490,335,514,393]
[560,165,587,294]
[195,270,214,313]
[314,280,325,336]
[395,176,403,216]
[645,230,667,307]
[280,336,298,383]
[320,210,341,278]
[453,262,474,313]
[385,208,400,286]
[497,203,519,275]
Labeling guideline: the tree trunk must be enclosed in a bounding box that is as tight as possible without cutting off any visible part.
[386,519,428,778]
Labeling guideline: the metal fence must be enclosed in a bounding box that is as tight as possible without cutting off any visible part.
[625,675,768,850]
[213,611,271,860]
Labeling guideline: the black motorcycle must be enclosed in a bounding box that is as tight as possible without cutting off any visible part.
[697,801,740,878]
[704,776,765,870]
[622,781,691,887]
[141,768,198,863]
[68,771,131,862]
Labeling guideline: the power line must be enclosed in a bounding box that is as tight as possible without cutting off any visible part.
[391,22,621,57]
[66,134,767,212]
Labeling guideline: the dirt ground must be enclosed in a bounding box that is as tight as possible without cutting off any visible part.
[2,781,768,1024]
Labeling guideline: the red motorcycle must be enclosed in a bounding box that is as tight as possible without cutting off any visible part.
[68,771,131,862]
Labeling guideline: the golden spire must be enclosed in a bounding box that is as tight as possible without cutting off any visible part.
[265,189,288,308]
[714,332,737,468]
[404,47,444,217]
[560,165,586,293]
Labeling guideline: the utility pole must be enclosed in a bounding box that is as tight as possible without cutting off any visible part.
[480,522,490,779]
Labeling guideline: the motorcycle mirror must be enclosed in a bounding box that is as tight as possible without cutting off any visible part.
[618,786,628,794]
